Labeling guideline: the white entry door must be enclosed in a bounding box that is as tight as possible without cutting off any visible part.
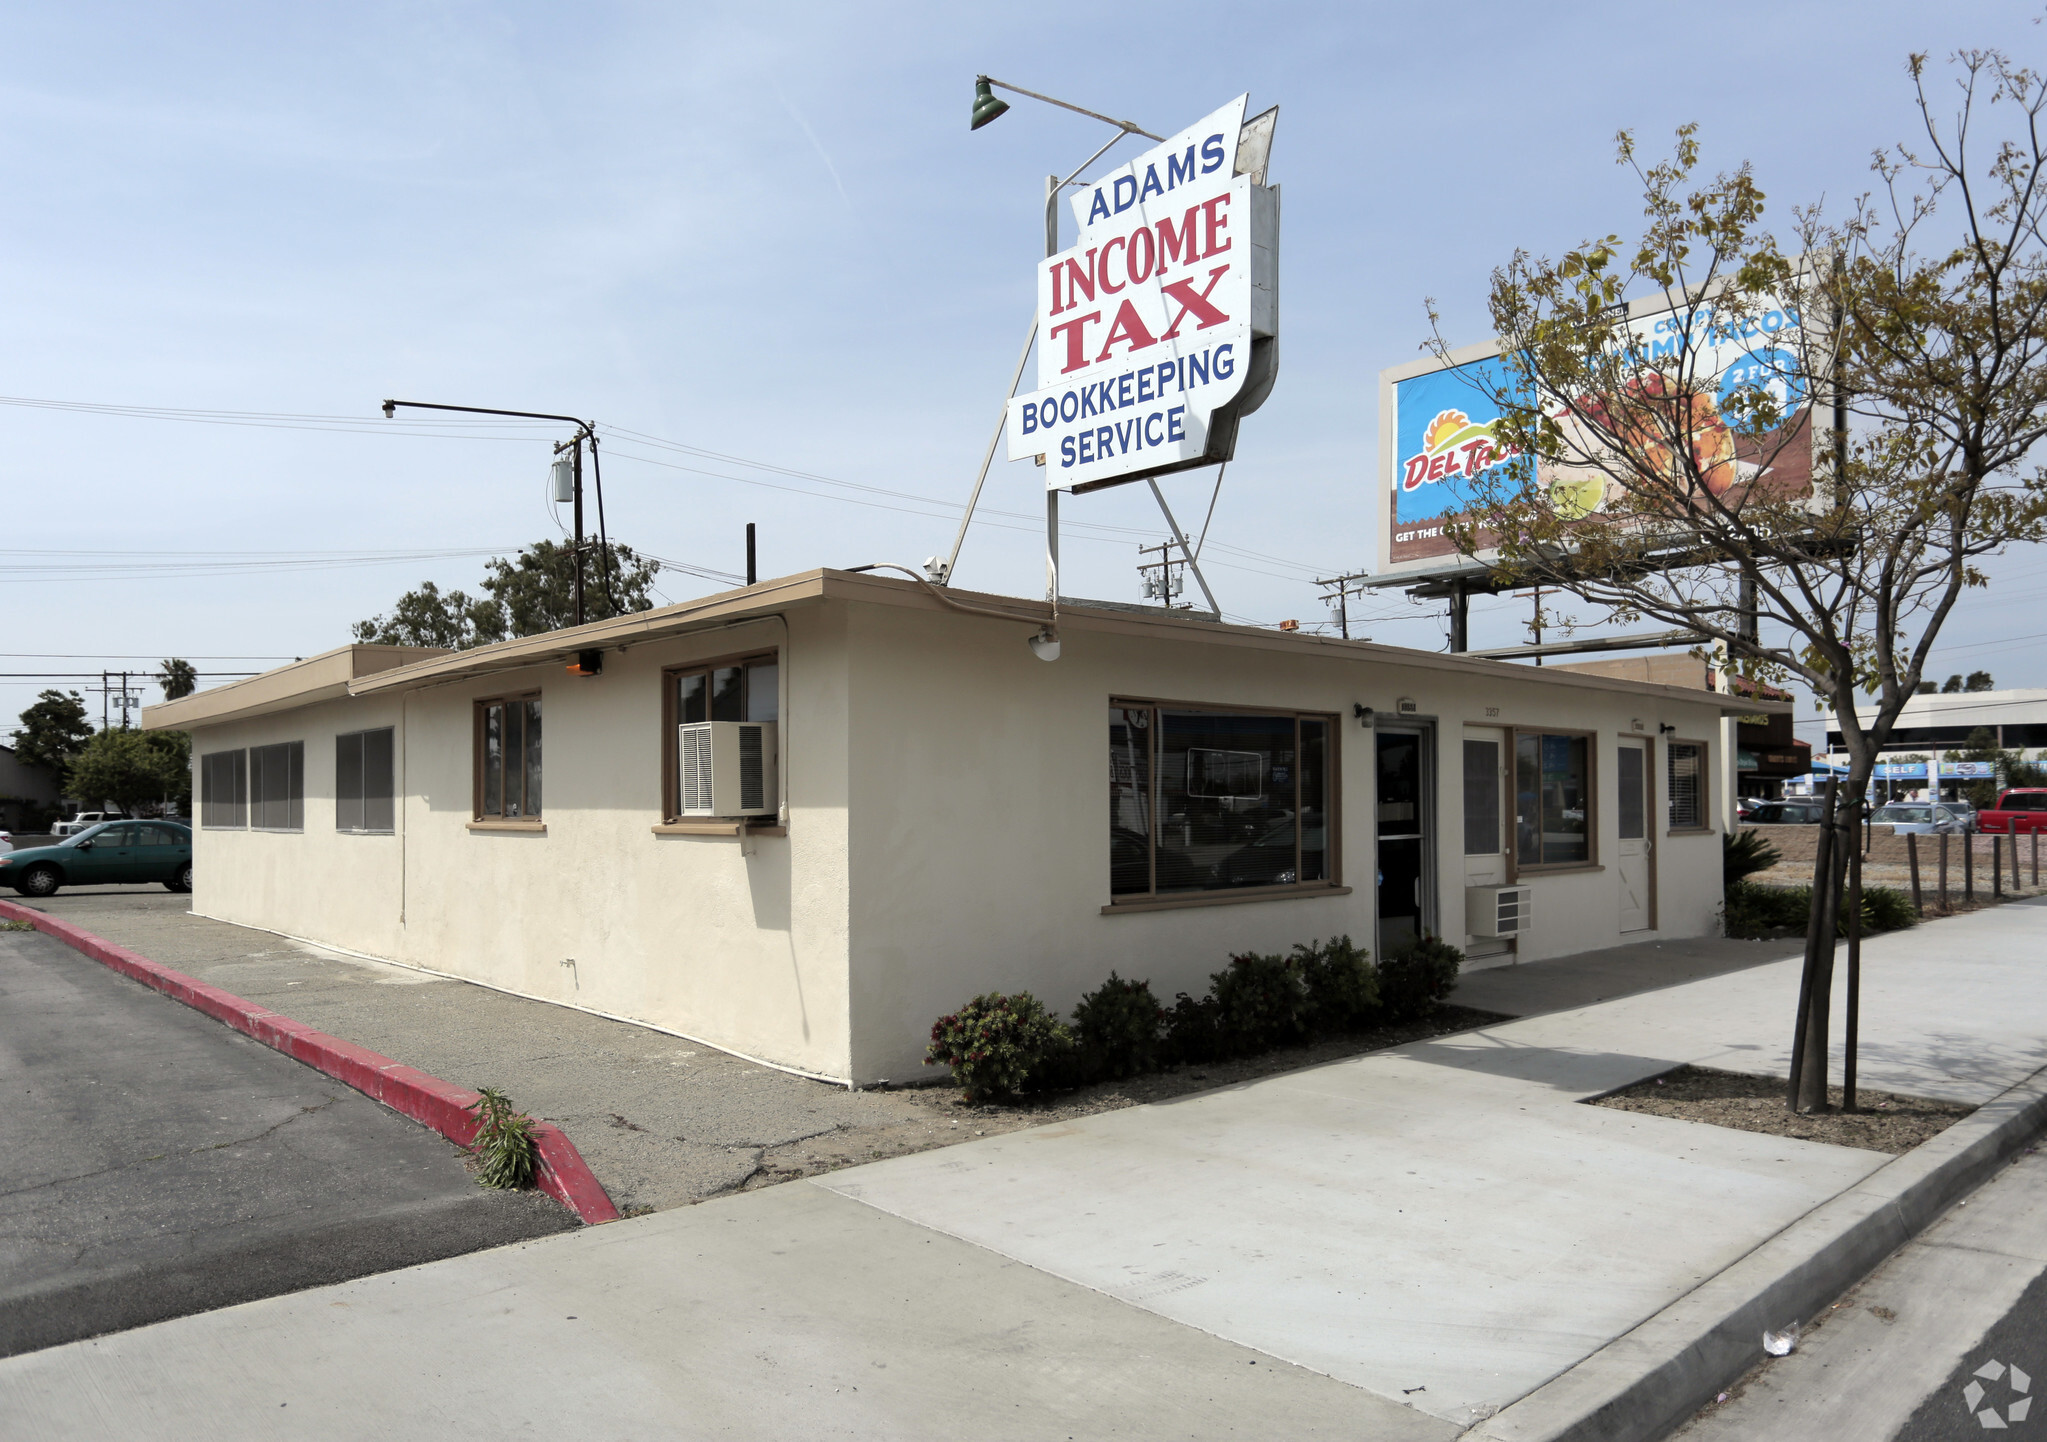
[1617,740,1653,932]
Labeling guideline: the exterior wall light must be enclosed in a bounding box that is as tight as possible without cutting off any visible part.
[1028,628,1061,662]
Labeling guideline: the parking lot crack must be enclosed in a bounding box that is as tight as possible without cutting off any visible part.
[0,1096,345,1200]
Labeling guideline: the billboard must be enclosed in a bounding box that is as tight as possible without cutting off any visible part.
[1375,291,1822,581]
[1006,97,1280,493]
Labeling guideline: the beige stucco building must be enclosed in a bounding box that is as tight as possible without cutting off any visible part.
[143,570,1768,1085]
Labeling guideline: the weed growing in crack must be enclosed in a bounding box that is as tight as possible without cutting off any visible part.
[467,1086,538,1190]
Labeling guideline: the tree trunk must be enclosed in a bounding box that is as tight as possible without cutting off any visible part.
[1788,776,1849,1113]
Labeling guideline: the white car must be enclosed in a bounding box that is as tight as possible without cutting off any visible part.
[1872,802,1966,835]
[52,810,128,838]
[0,831,11,855]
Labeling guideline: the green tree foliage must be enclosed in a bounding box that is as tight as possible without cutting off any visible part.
[157,658,198,701]
[13,690,93,781]
[351,580,507,649]
[352,540,661,649]
[66,729,187,811]
[1941,671,1995,693]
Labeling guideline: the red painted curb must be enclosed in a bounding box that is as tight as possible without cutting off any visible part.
[1,900,620,1225]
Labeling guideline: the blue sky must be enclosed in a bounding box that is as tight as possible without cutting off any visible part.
[5,0,2044,748]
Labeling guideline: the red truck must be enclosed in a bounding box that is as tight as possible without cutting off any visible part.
[1977,788,2047,835]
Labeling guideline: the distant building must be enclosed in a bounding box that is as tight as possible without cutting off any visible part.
[1553,655,1811,800]
[0,744,62,831]
[1823,688,2047,752]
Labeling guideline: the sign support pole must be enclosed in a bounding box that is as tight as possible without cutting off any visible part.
[1145,478,1220,616]
[1046,489,1060,602]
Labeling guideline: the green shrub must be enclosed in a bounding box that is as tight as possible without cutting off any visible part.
[1162,989,1227,1065]
[1725,880,1920,939]
[467,1087,538,1190]
[1293,935,1379,1032]
[1724,829,1782,885]
[1725,880,1811,937]
[1070,972,1166,1080]
[1861,884,1919,932]
[924,992,1073,1101]
[1210,951,1311,1052]
[1378,936,1463,1022]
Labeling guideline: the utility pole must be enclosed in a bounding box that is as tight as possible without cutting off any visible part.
[1314,570,1378,641]
[1137,541,1185,607]
[385,400,603,628]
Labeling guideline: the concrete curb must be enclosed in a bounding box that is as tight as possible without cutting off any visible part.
[0,900,620,1225]
[1468,1063,2047,1442]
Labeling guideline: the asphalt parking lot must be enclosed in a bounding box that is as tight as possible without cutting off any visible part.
[0,924,574,1358]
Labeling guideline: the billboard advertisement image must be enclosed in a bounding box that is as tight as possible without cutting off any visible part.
[1376,293,1820,580]
[1007,96,1280,493]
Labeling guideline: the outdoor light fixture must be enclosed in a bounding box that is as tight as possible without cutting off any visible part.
[1027,627,1061,662]
[969,77,1010,130]
[567,648,604,678]
[1659,723,1678,735]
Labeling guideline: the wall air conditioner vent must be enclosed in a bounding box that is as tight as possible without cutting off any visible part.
[677,721,778,818]
[1466,884,1532,939]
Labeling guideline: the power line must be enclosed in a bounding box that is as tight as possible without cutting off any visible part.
[0,390,1339,582]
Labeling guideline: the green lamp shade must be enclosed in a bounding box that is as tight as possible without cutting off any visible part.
[970,78,1010,131]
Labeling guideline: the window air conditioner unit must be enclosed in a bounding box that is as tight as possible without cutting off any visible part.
[677,721,778,818]
[1466,884,1532,939]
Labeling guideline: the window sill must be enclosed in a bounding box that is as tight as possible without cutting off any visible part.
[338,829,396,837]
[1103,884,1352,916]
[1668,827,1715,836]
[1513,863,1604,877]
[467,818,546,833]
[653,821,787,837]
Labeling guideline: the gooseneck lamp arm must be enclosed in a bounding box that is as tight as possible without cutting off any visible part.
[380,398,613,628]
[974,76,1163,142]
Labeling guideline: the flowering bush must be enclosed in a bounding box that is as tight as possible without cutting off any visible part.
[924,992,1072,1102]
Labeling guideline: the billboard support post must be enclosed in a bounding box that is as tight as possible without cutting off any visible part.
[1448,583,1469,653]
[1144,478,1220,616]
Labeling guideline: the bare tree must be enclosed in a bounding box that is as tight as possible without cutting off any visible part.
[1431,50,2047,1111]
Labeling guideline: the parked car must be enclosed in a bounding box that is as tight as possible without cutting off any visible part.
[52,809,130,838]
[0,831,11,855]
[1978,788,2047,836]
[1735,798,1768,822]
[1871,802,1967,835]
[1942,798,1981,832]
[1745,801,1829,825]
[0,820,192,897]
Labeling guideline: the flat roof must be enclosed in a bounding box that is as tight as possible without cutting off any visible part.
[144,570,1787,730]
[140,645,450,730]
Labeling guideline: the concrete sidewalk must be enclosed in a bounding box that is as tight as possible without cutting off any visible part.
[7,901,2041,1439]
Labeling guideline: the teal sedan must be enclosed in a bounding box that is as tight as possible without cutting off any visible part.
[1,820,192,897]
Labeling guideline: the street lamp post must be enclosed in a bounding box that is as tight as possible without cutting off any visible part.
[381,398,611,629]
[937,78,1160,598]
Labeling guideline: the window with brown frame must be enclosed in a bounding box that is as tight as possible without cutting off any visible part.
[1512,729,1594,868]
[661,653,777,819]
[1668,740,1708,831]
[476,695,542,820]
[1109,702,1336,901]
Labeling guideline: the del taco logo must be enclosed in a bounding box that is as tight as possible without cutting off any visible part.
[1401,409,1519,491]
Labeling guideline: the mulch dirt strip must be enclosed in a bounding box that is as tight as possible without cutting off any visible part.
[0,899,619,1224]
